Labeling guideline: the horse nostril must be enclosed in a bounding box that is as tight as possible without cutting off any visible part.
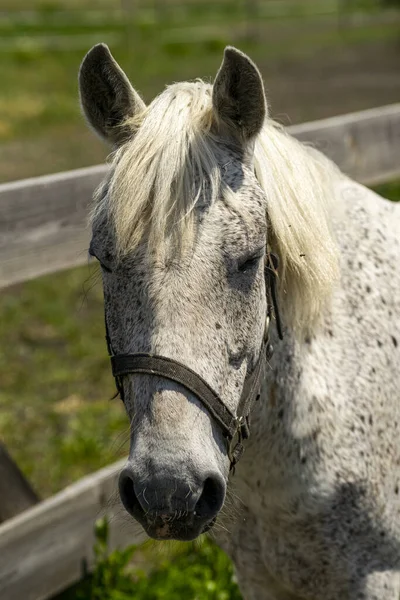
[194,475,226,520]
[118,466,226,530]
[119,469,141,518]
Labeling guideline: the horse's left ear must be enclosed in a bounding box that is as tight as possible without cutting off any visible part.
[212,46,267,142]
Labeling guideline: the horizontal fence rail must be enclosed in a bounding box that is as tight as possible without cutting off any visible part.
[0,459,147,600]
[0,165,107,290]
[0,103,399,290]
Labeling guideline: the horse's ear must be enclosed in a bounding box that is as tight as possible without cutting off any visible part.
[79,43,146,147]
[212,46,266,142]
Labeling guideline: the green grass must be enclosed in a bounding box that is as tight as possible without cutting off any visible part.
[0,264,128,496]
[371,179,400,202]
[57,520,242,600]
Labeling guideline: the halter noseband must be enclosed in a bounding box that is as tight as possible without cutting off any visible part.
[105,252,282,471]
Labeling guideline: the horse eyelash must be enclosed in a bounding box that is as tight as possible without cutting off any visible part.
[88,248,113,273]
[237,251,263,273]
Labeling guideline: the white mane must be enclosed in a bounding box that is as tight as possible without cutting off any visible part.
[254,123,340,330]
[92,80,341,332]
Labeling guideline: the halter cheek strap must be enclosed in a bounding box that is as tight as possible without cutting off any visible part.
[105,252,282,471]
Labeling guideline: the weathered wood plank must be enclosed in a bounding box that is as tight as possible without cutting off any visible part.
[290,103,400,186]
[0,443,39,524]
[0,459,147,600]
[0,104,399,291]
[0,165,107,289]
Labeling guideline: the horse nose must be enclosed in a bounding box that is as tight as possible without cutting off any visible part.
[118,465,226,540]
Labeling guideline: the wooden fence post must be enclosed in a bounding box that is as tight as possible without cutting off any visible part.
[0,442,39,523]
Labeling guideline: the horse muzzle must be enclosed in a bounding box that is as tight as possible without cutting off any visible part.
[118,464,226,541]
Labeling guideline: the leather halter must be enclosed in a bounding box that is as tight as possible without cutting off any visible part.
[105,252,282,471]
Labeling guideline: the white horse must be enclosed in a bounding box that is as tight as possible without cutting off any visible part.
[79,44,400,599]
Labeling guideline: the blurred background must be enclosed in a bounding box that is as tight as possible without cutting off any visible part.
[0,0,399,182]
[0,1,399,598]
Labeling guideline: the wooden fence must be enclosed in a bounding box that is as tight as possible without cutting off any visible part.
[0,460,147,600]
[0,103,399,600]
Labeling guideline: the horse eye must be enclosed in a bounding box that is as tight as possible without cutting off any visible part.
[88,247,113,273]
[99,261,112,273]
[237,253,262,273]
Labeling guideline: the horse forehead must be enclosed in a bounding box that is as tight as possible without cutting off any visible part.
[221,150,257,189]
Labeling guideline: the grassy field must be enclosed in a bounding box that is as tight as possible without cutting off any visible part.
[0,264,128,495]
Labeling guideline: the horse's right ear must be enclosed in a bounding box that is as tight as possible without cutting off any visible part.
[79,44,146,147]
[212,46,266,142]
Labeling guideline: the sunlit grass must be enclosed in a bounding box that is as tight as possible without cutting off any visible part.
[0,264,128,496]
